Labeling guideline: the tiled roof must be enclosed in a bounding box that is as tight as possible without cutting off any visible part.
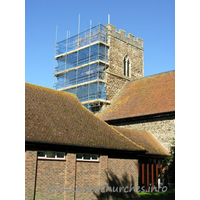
[112,126,169,156]
[97,71,175,121]
[25,83,145,152]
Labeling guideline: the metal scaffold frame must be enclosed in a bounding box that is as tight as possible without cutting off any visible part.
[53,24,110,113]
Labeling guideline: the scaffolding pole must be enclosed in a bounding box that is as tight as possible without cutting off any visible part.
[53,25,58,88]
[64,31,68,88]
[54,23,109,112]
[88,20,92,110]
[76,14,80,97]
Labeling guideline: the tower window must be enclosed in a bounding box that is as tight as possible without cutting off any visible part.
[123,55,131,78]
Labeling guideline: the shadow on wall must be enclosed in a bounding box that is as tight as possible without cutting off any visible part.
[94,170,138,199]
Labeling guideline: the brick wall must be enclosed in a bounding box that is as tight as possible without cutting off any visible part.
[65,153,76,200]
[35,160,66,200]
[108,158,138,188]
[25,150,37,200]
[100,155,108,187]
[94,157,139,199]
[75,161,100,200]
[25,150,139,200]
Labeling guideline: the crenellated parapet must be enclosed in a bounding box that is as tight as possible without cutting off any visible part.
[105,24,143,50]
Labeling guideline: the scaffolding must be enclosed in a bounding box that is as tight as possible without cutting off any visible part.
[54,24,109,113]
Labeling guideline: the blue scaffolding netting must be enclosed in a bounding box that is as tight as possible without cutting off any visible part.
[54,24,109,112]
[56,24,107,55]
[55,44,108,73]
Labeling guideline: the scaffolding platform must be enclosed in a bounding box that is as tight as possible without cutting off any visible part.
[54,24,109,113]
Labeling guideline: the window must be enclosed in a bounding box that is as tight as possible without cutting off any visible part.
[47,151,55,158]
[37,151,65,159]
[123,55,131,77]
[76,153,99,161]
[38,151,45,157]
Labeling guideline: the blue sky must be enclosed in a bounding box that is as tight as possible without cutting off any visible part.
[25,0,175,89]
[3,1,200,197]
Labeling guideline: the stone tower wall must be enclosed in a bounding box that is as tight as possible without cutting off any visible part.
[105,24,144,101]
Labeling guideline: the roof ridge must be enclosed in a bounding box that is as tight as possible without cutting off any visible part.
[129,70,175,83]
[25,82,79,100]
[98,70,175,120]
[110,126,146,151]
[146,130,170,155]
[26,82,148,151]
[112,126,170,156]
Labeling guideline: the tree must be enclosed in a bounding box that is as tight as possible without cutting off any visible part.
[163,138,175,187]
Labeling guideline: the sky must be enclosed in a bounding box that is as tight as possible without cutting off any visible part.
[2,1,200,197]
[25,0,175,89]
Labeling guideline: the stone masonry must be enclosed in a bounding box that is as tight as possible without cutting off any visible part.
[118,119,175,152]
[105,24,144,101]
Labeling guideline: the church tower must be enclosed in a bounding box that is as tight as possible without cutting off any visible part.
[53,23,144,113]
[105,24,144,102]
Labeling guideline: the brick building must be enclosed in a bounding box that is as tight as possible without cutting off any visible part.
[26,23,174,199]
[25,83,169,200]
[53,23,175,152]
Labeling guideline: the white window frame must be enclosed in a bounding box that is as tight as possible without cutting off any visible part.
[37,151,65,160]
[76,153,99,161]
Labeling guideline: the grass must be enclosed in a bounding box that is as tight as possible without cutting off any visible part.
[137,190,175,200]
[110,190,175,200]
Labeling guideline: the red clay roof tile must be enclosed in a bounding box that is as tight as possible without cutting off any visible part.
[112,126,170,156]
[25,83,145,152]
[97,71,175,121]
